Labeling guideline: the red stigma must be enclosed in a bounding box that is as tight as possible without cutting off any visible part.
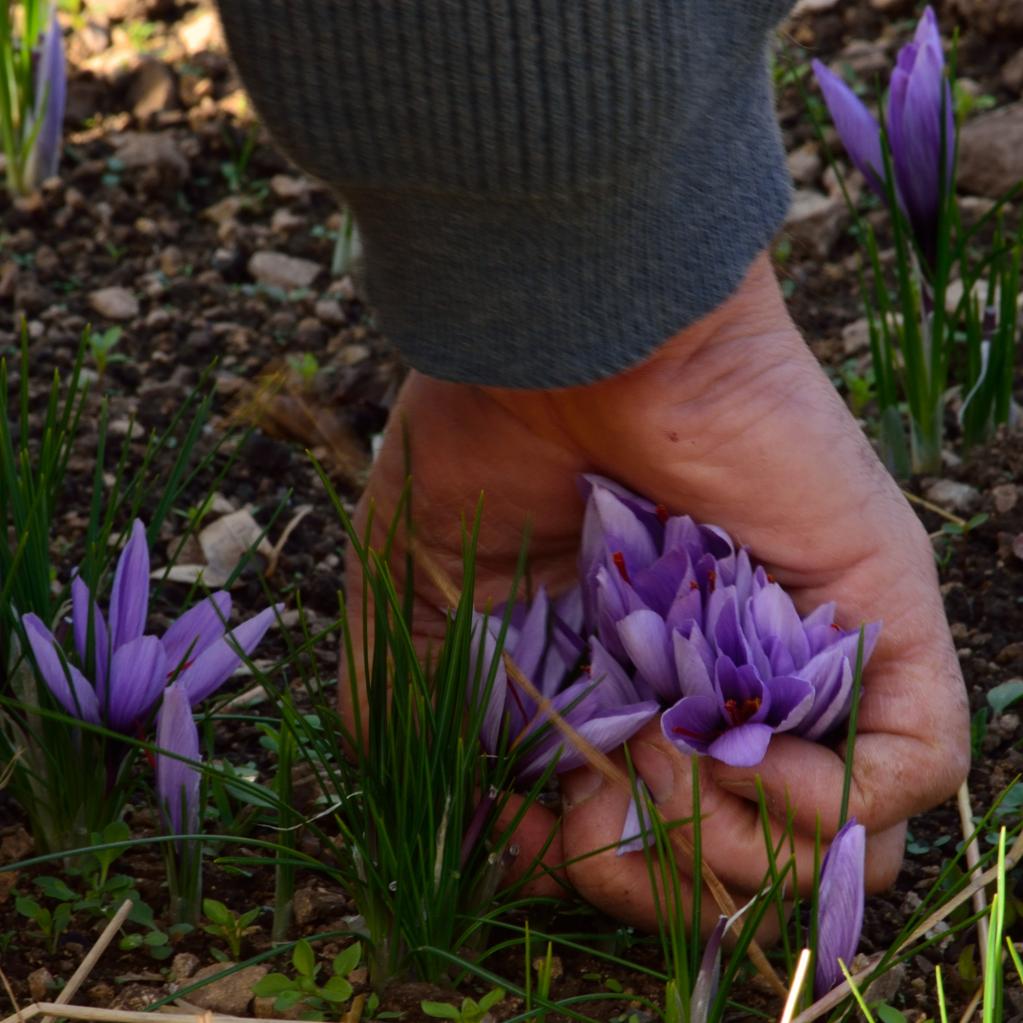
[767,573,776,584]
[612,551,631,583]
[724,696,761,727]
[655,503,669,525]
[706,569,717,593]
[689,579,700,591]
[830,622,841,631]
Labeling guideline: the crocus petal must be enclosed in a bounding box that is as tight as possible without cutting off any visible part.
[706,722,774,767]
[589,637,643,705]
[815,819,866,997]
[764,675,815,732]
[27,11,66,185]
[799,657,853,742]
[71,574,109,684]
[178,604,281,707]
[162,592,231,676]
[749,584,810,666]
[591,487,659,582]
[812,59,885,197]
[691,915,728,1023]
[513,586,550,684]
[21,613,100,724]
[104,635,167,732]
[662,694,721,756]
[468,613,510,752]
[618,609,678,701]
[108,520,150,649]
[156,683,201,836]
[549,702,660,775]
[673,629,714,698]
[618,783,655,856]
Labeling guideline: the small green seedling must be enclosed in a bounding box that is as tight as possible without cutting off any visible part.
[15,894,72,954]
[201,898,261,961]
[252,939,362,1019]
[89,326,123,375]
[286,352,320,385]
[421,988,505,1023]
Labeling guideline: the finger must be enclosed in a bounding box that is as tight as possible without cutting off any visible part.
[493,794,568,899]
[630,724,905,898]
[561,758,763,935]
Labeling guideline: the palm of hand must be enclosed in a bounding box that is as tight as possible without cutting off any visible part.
[343,255,969,929]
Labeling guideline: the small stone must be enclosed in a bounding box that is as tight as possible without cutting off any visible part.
[1002,49,1023,94]
[170,953,200,982]
[958,102,1023,199]
[270,174,310,200]
[993,483,1019,514]
[178,9,223,54]
[1014,534,1023,563]
[203,195,244,225]
[28,968,54,1002]
[127,57,178,120]
[785,189,848,259]
[293,886,347,927]
[314,298,345,326]
[271,208,306,233]
[146,308,172,330]
[996,641,1023,665]
[186,962,268,1016]
[248,251,322,290]
[787,142,822,186]
[159,245,185,277]
[111,132,190,187]
[923,479,981,515]
[88,286,139,320]
[949,622,969,642]
[792,0,839,11]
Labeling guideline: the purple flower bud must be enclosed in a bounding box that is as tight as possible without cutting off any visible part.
[156,683,201,837]
[813,7,954,267]
[887,7,955,265]
[815,819,866,996]
[27,10,66,189]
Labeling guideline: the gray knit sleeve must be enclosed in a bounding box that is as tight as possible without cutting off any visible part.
[215,1,794,389]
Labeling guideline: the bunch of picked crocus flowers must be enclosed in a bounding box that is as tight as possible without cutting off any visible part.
[20,520,280,841]
[470,476,877,998]
[472,476,878,778]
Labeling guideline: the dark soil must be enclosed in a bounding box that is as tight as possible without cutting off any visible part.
[1,2,1021,1021]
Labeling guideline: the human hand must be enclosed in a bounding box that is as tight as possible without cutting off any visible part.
[341,252,970,920]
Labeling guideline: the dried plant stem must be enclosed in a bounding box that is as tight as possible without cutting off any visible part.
[412,537,789,1000]
[956,781,988,970]
[779,948,811,1023]
[341,994,366,1023]
[1,1006,258,1023]
[956,981,984,1023]
[39,900,134,1023]
[0,966,22,1023]
[792,827,1023,1023]
[901,489,967,527]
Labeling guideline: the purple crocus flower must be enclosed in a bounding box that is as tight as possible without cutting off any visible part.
[815,819,866,997]
[812,6,954,266]
[155,682,201,837]
[469,586,659,785]
[580,478,880,768]
[26,8,67,187]
[21,519,280,734]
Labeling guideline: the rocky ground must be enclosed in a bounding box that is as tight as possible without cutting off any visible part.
[0,0,1021,1020]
